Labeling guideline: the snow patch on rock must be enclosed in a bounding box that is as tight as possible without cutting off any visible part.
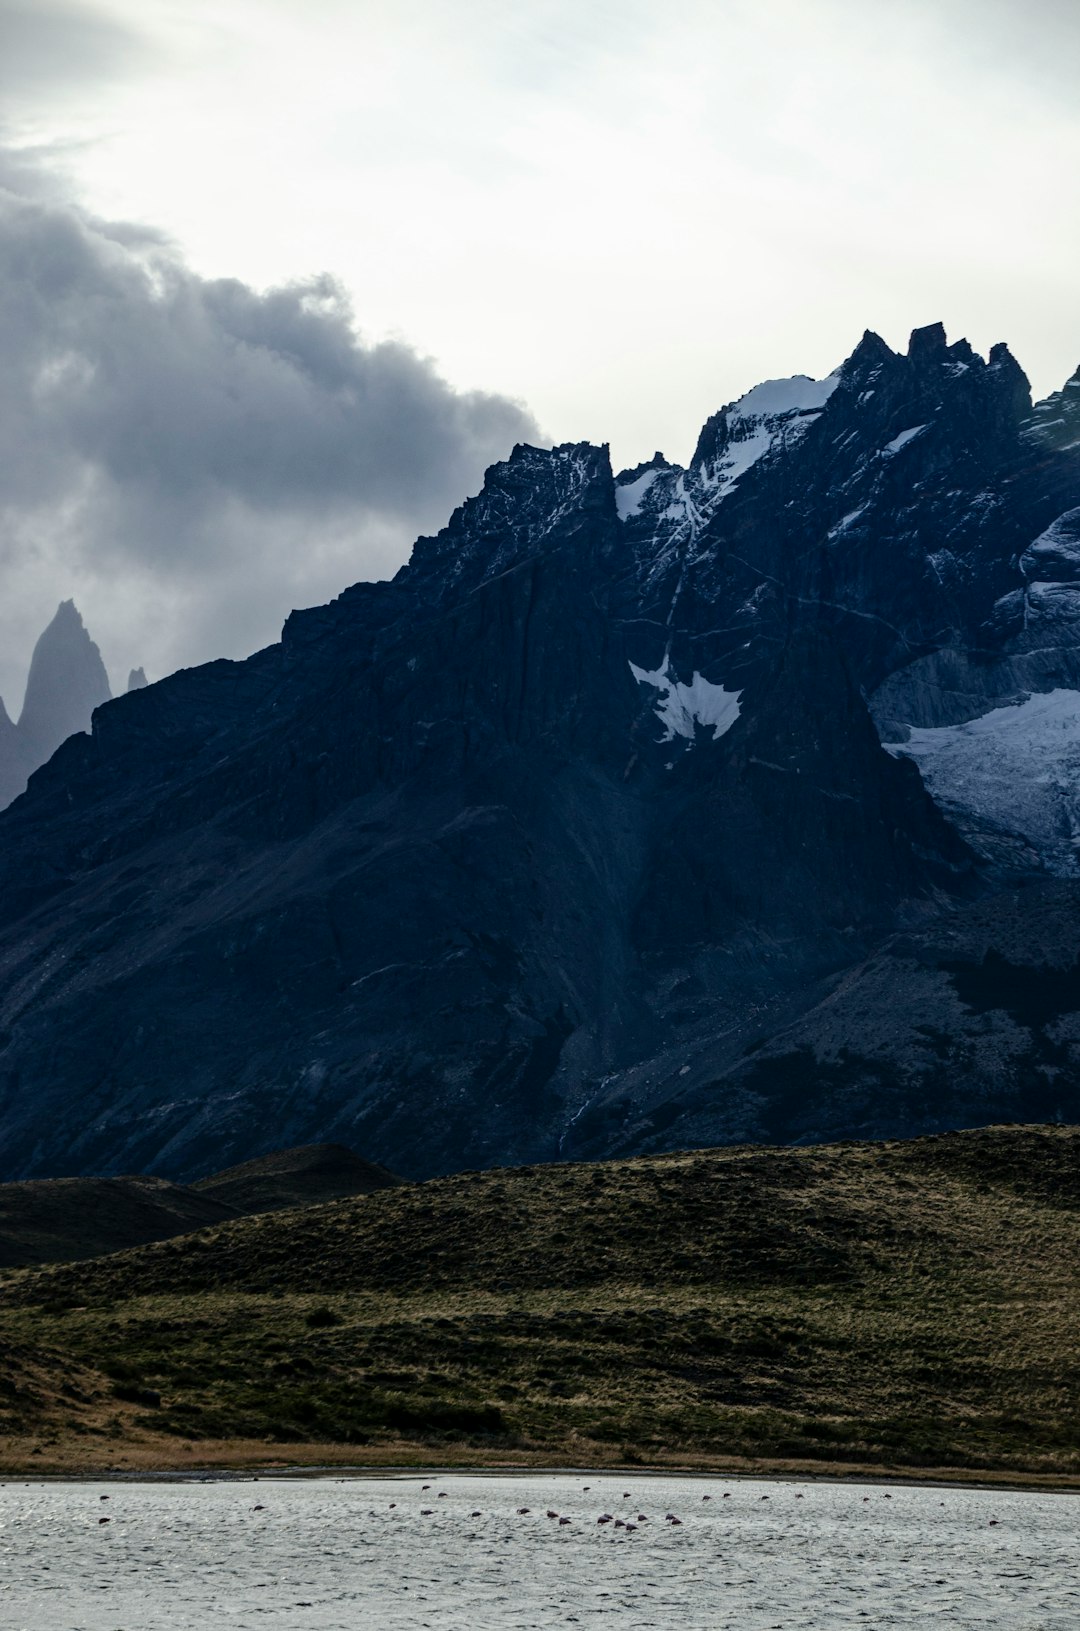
[732,374,841,418]
[615,468,661,520]
[882,424,929,456]
[630,656,742,744]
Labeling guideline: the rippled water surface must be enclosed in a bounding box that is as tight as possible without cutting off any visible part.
[2,1472,1077,1629]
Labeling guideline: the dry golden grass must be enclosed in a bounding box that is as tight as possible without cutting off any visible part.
[1,1126,1077,1483]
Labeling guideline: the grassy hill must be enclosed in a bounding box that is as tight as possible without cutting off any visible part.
[0,1125,1077,1482]
[0,1143,403,1271]
[0,1175,238,1270]
[191,1142,402,1214]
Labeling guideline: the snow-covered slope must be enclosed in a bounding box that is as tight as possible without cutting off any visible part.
[887,690,1080,875]
[688,372,840,500]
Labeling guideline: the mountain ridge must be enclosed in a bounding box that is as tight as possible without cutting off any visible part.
[1,323,1079,1180]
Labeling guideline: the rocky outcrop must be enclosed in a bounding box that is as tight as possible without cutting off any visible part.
[0,327,1079,1181]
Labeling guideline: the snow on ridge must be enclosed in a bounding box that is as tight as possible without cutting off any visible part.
[729,372,841,420]
[630,655,742,744]
[615,372,841,533]
[615,467,661,521]
[700,372,841,501]
[882,424,929,456]
[886,689,1080,875]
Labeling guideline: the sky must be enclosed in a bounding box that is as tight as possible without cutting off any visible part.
[1,0,1079,710]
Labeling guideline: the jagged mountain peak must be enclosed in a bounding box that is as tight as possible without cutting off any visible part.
[399,439,615,604]
[16,600,111,767]
[0,600,115,811]
[836,328,896,383]
[945,336,977,365]
[986,341,1031,410]
[617,451,669,483]
[907,320,949,360]
[127,667,148,692]
[614,326,1033,559]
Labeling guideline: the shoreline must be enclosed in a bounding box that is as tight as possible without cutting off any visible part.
[2,1445,1078,1493]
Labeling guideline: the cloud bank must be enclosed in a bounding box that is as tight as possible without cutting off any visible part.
[0,145,541,709]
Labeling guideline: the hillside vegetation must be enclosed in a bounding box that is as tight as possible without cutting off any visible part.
[0,1143,401,1270]
[191,1142,402,1214]
[0,1126,1077,1482]
[0,1176,237,1271]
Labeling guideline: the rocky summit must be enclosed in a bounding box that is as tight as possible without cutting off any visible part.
[1,325,1080,1182]
[0,601,113,810]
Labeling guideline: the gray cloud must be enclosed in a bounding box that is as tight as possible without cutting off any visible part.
[0,0,148,98]
[897,0,1080,102]
[0,148,541,707]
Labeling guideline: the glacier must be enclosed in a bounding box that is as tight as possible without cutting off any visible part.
[887,689,1080,874]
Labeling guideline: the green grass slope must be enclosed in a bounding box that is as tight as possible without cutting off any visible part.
[1,1126,1077,1481]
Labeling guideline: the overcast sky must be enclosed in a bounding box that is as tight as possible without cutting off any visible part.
[2,0,1079,709]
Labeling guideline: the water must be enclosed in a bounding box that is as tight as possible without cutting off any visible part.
[1,1472,1077,1629]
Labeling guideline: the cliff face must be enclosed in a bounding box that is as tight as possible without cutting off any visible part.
[1,326,1079,1181]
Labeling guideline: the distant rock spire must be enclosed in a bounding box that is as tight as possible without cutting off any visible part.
[127,667,148,692]
[17,600,112,769]
[0,687,32,809]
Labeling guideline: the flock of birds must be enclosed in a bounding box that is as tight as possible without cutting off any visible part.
[316,1480,957,1536]
[85,1481,1005,1535]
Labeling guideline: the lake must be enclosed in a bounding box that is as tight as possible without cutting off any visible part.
[1,1471,1077,1628]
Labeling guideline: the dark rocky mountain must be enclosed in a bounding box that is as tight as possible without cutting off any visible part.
[1,323,1080,1182]
[0,601,114,810]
